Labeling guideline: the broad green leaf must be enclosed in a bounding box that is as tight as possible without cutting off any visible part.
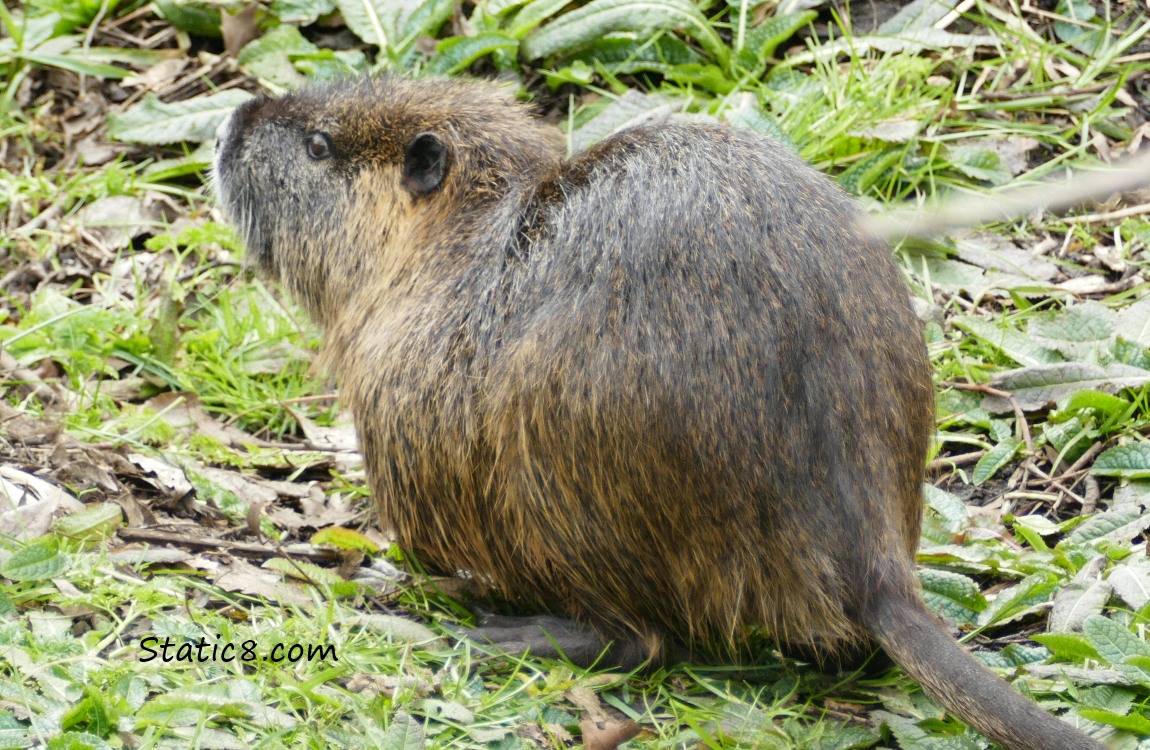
[1108,561,1150,609]
[1065,506,1150,545]
[923,484,969,534]
[947,146,1010,186]
[61,690,112,735]
[143,140,214,181]
[1071,508,1149,544]
[1049,579,1112,632]
[1063,389,1130,416]
[1093,443,1150,479]
[1012,513,1073,536]
[521,0,730,68]
[76,47,174,67]
[154,0,221,38]
[985,363,1150,413]
[1010,520,1049,552]
[1000,643,1051,667]
[1042,417,1090,459]
[1075,708,1150,735]
[1027,301,1116,360]
[569,34,703,73]
[918,256,1045,300]
[1031,632,1102,662]
[878,0,956,32]
[1116,295,1150,346]
[22,52,129,78]
[263,557,344,585]
[401,0,454,39]
[952,236,1059,280]
[382,711,426,750]
[108,90,254,145]
[572,89,673,152]
[1054,0,1102,54]
[1083,615,1150,663]
[336,0,400,48]
[722,100,792,145]
[972,437,1020,485]
[735,10,817,69]
[1075,684,1135,713]
[293,48,369,79]
[418,699,475,724]
[486,0,532,17]
[47,732,112,750]
[270,0,338,26]
[1,540,67,581]
[976,573,1057,628]
[919,568,985,610]
[1114,338,1150,369]
[237,24,318,88]
[506,0,576,38]
[878,710,984,750]
[664,64,734,95]
[954,317,1061,368]
[311,526,381,552]
[427,33,519,75]
[51,502,122,540]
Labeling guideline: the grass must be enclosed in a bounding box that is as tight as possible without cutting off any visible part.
[2,0,1150,748]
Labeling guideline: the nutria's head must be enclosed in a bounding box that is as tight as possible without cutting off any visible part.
[212,76,560,325]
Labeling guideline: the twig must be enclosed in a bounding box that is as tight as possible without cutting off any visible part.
[868,148,1150,239]
[12,202,64,235]
[946,382,1033,452]
[118,527,342,563]
[928,450,985,472]
[1064,202,1150,224]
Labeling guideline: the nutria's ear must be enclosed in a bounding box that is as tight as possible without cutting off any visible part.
[402,132,449,195]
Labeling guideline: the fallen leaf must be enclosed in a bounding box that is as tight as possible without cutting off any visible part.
[69,193,175,251]
[294,410,359,452]
[212,558,313,606]
[952,232,1060,280]
[0,466,85,541]
[569,687,642,750]
[121,58,188,92]
[127,453,195,502]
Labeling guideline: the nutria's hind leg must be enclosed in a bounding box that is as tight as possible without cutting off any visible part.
[457,614,652,669]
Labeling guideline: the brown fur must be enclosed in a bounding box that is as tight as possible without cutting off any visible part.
[213,76,1106,750]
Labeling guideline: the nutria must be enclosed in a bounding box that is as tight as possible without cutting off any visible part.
[212,76,1106,750]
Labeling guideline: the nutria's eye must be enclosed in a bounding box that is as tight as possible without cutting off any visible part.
[305,132,332,160]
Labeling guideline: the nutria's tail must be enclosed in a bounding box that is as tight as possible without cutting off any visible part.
[863,579,1106,750]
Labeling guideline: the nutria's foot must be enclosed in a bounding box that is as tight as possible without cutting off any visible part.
[458,614,650,670]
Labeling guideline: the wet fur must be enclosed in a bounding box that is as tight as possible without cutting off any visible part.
[214,76,1106,750]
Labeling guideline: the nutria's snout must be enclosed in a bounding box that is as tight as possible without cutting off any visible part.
[210,102,277,279]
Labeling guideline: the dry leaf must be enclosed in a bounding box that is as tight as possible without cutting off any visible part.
[569,687,642,750]
[294,410,360,452]
[212,558,313,606]
[122,58,188,92]
[222,5,260,58]
[69,193,174,251]
[0,466,84,541]
[126,453,194,502]
[144,392,260,447]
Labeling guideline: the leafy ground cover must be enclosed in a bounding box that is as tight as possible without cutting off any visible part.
[2,0,1150,748]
